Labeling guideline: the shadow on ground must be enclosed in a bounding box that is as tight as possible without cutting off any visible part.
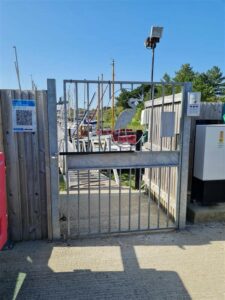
[1,222,225,299]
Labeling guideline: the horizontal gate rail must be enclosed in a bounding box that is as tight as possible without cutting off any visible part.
[61,151,180,170]
[64,79,185,85]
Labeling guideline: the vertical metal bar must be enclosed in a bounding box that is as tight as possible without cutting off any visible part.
[175,84,185,228]
[88,169,91,233]
[98,170,101,232]
[112,60,115,130]
[149,82,155,227]
[176,83,192,229]
[128,168,131,231]
[74,83,80,236]
[159,83,165,227]
[150,83,155,151]
[84,81,86,110]
[151,48,155,99]
[119,169,121,231]
[63,82,68,153]
[167,83,174,226]
[167,166,172,227]
[63,81,71,240]
[108,169,111,232]
[86,82,91,233]
[98,169,101,233]
[77,170,80,235]
[87,82,90,150]
[157,167,162,228]
[108,82,112,141]
[47,79,60,239]
[97,78,100,133]
[97,81,101,151]
[98,81,101,232]
[148,168,151,229]
[75,82,79,151]
[138,168,141,230]
[170,84,175,151]
[160,83,165,151]
[101,74,104,130]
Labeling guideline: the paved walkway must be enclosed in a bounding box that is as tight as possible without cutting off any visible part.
[0,222,225,299]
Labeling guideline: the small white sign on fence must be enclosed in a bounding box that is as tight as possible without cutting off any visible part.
[12,99,37,132]
[187,92,201,117]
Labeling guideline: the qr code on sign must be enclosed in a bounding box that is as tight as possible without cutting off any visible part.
[16,110,33,126]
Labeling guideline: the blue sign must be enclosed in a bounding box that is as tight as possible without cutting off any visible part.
[12,99,36,132]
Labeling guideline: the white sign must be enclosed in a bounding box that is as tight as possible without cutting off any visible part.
[187,92,201,117]
[12,99,37,132]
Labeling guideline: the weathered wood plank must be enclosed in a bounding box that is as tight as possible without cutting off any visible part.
[36,90,48,239]
[16,90,30,240]
[0,90,22,241]
[29,90,42,239]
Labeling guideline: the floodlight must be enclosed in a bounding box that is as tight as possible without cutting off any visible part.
[150,26,163,39]
[144,25,164,98]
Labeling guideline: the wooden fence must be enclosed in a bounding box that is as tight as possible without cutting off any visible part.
[0,89,52,241]
[143,93,224,218]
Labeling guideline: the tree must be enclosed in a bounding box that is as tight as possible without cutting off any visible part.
[162,73,171,83]
[173,64,196,82]
[193,67,225,101]
[193,73,215,101]
[172,64,225,101]
[115,84,150,109]
[160,72,173,96]
[205,66,225,94]
[116,64,225,111]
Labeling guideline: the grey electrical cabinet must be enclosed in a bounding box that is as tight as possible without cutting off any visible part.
[192,124,225,205]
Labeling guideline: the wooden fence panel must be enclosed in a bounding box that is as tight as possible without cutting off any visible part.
[36,90,50,239]
[0,89,50,241]
[143,96,224,215]
[0,90,22,241]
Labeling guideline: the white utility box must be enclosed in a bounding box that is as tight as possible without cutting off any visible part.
[194,124,225,181]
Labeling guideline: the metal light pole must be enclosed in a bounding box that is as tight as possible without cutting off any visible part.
[144,26,163,99]
[111,59,115,130]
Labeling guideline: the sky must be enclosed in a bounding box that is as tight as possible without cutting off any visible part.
[0,0,225,97]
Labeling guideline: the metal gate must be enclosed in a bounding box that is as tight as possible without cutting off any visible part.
[57,79,191,239]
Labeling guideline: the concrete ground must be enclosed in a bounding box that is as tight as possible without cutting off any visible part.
[0,222,225,300]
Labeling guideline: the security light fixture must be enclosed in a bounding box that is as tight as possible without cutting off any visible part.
[145,26,163,49]
[150,26,163,39]
[144,26,164,99]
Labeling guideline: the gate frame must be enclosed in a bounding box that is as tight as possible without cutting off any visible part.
[47,79,192,239]
[177,82,192,228]
[47,79,60,239]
